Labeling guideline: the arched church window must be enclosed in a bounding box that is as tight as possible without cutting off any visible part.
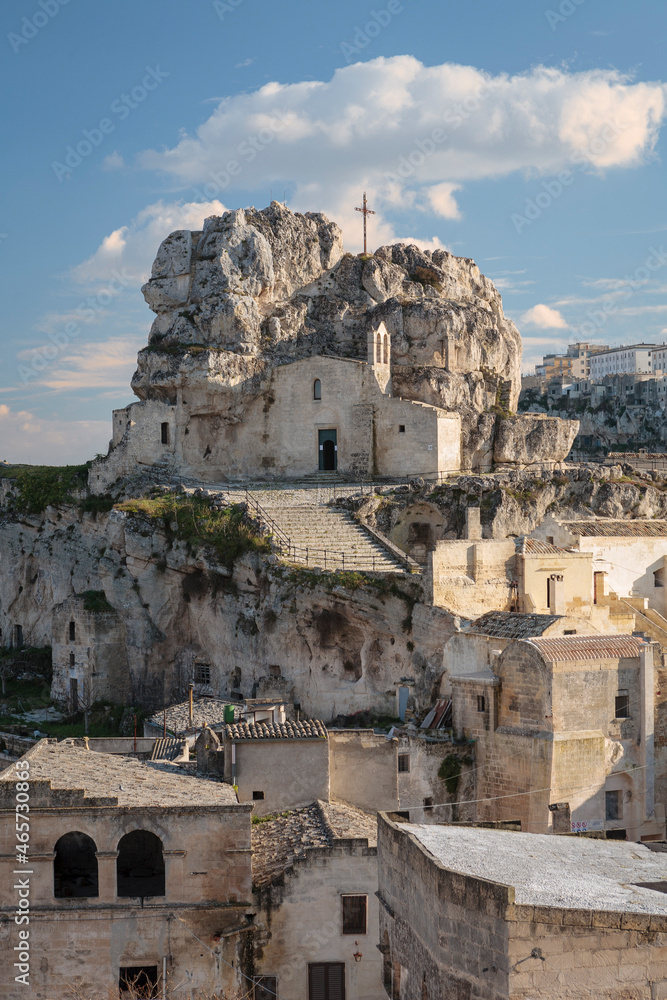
[383,334,389,365]
[313,379,322,400]
[117,830,165,897]
[54,832,99,898]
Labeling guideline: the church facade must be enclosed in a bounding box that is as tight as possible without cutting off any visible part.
[93,325,461,489]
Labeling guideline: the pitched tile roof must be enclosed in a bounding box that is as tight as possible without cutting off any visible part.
[564,520,667,538]
[251,800,377,888]
[225,719,327,741]
[467,611,562,639]
[527,634,646,662]
[1,739,238,807]
[147,698,233,736]
[519,538,575,555]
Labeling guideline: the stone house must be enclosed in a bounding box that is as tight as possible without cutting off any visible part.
[451,633,665,840]
[144,696,289,740]
[0,739,252,999]
[50,594,129,710]
[251,800,383,1000]
[96,327,461,486]
[532,515,667,618]
[378,816,667,1000]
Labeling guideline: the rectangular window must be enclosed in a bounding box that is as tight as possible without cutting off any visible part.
[119,967,158,998]
[195,663,211,684]
[476,695,486,713]
[606,789,623,821]
[255,977,278,1000]
[161,422,170,445]
[342,894,367,934]
[615,693,630,719]
[69,621,76,642]
[423,797,433,812]
[399,425,406,433]
[252,790,265,801]
[397,753,410,773]
[308,963,345,1000]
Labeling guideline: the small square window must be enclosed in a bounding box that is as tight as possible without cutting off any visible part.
[399,425,406,433]
[564,629,576,635]
[119,967,158,998]
[342,894,367,934]
[255,977,278,1000]
[423,797,433,812]
[477,695,486,713]
[615,693,630,719]
[252,790,265,800]
[195,663,211,685]
[398,753,410,773]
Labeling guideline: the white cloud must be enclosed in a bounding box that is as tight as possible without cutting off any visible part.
[70,198,228,287]
[137,57,666,250]
[0,404,110,465]
[18,336,142,393]
[520,304,569,329]
[102,151,125,171]
[235,57,255,69]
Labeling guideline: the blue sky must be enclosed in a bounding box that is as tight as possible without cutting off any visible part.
[1,0,667,463]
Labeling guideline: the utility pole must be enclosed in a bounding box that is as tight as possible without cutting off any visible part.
[355,191,376,255]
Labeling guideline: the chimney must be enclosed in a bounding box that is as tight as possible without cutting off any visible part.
[466,507,482,541]
[548,574,565,616]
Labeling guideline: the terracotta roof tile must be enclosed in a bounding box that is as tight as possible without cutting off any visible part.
[520,538,575,555]
[225,719,327,741]
[467,611,562,639]
[526,634,647,662]
[564,520,667,538]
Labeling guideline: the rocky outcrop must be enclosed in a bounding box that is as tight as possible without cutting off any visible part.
[131,202,528,469]
[493,414,579,468]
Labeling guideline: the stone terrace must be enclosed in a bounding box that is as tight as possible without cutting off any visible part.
[2,739,238,807]
[408,824,667,914]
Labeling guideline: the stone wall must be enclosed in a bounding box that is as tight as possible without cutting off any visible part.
[225,737,330,816]
[254,842,382,1000]
[51,595,129,707]
[427,540,517,615]
[328,729,399,812]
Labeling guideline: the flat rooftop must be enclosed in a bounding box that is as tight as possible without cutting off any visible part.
[1,739,238,808]
[405,824,667,914]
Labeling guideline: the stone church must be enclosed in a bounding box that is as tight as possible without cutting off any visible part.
[92,202,576,491]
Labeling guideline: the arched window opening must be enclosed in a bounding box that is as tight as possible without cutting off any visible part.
[117,830,165,898]
[54,832,98,898]
[313,379,322,401]
[383,334,389,365]
[69,621,76,642]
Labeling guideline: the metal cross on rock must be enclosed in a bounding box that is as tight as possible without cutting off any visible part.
[355,191,376,254]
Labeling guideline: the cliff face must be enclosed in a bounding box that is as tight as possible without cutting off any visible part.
[132,202,525,469]
[0,502,454,717]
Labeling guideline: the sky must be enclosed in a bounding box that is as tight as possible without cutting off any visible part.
[1,0,667,464]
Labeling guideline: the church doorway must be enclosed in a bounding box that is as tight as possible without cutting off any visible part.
[318,429,338,471]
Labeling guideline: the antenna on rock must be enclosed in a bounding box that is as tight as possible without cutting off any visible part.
[355,191,376,255]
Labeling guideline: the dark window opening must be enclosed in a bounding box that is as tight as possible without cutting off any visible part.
[654,568,664,589]
[195,663,211,685]
[255,977,278,1000]
[477,695,486,713]
[394,811,410,821]
[313,379,322,401]
[54,832,98,898]
[252,790,265,801]
[546,536,554,545]
[13,624,23,649]
[615,693,630,719]
[69,653,75,667]
[119,966,158,998]
[117,830,165,898]
[308,963,345,1000]
[564,629,576,635]
[161,422,170,445]
[606,828,627,840]
[342,894,367,934]
[423,797,433,812]
[408,522,432,547]
[606,790,623,821]
[399,425,405,433]
[398,754,410,773]
[69,621,76,642]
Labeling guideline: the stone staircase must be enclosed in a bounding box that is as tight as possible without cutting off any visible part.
[262,504,408,573]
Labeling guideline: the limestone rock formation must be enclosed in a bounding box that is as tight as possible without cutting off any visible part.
[132,202,533,471]
[493,414,579,469]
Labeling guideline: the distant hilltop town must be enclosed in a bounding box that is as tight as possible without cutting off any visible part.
[3,205,667,999]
